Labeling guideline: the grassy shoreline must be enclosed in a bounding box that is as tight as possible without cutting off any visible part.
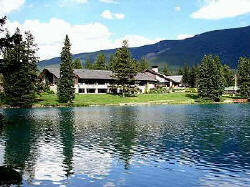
[0,93,245,108]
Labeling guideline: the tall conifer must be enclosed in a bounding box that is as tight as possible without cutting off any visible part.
[197,55,225,101]
[93,54,106,70]
[237,57,250,99]
[113,40,138,96]
[57,35,75,103]
[2,29,38,107]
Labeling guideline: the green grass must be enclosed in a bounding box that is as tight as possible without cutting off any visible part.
[35,93,199,107]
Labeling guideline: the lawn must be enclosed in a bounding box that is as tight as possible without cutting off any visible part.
[35,92,199,107]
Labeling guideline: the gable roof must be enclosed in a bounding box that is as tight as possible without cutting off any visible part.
[74,69,113,80]
[166,75,183,83]
[146,69,183,84]
[42,68,157,82]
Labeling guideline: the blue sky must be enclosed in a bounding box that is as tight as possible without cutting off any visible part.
[1,0,250,59]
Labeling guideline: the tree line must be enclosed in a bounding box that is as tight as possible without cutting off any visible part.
[0,16,249,107]
[72,52,150,73]
[180,55,249,101]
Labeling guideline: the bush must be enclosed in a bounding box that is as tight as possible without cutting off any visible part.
[185,88,197,93]
[149,87,170,94]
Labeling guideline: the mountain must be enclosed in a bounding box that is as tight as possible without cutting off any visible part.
[39,25,250,69]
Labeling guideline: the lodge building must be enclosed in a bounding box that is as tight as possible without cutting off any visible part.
[39,66,183,94]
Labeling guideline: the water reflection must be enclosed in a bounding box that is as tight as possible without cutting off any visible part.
[58,108,75,177]
[0,104,249,186]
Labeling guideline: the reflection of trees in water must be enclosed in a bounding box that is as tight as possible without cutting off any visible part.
[109,107,138,170]
[2,109,39,183]
[58,108,75,177]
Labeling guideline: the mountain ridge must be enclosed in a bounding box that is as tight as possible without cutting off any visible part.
[39,25,250,69]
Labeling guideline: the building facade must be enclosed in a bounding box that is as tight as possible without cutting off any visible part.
[40,66,183,94]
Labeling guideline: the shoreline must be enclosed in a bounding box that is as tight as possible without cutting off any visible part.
[0,100,248,109]
[0,93,248,109]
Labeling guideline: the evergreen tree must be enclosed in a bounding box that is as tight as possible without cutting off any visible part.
[107,54,115,71]
[93,53,106,70]
[177,67,183,75]
[84,58,93,69]
[197,55,225,102]
[72,58,82,69]
[57,35,75,103]
[2,29,38,107]
[222,64,234,87]
[137,57,149,72]
[189,66,198,88]
[113,40,138,96]
[162,64,171,76]
[237,57,250,99]
[182,64,190,87]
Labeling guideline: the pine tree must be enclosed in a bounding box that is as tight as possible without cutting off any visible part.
[93,54,106,70]
[85,58,93,69]
[2,29,38,107]
[72,58,82,69]
[162,64,171,76]
[107,54,115,71]
[113,40,138,96]
[182,64,190,87]
[189,66,198,88]
[222,64,234,87]
[57,35,75,103]
[137,57,149,72]
[237,57,250,99]
[197,55,225,102]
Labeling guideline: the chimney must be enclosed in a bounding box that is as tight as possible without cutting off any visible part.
[151,66,159,73]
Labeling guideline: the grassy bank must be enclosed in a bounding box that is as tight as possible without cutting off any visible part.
[0,92,242,108]
[34,93,199,107]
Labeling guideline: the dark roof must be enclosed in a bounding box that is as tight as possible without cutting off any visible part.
[42,68,157,82]
[166,75,183,83]
[44,68,60,78]
[74,69,113,80]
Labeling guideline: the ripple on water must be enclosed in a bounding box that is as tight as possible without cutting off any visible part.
[0,104,249,186]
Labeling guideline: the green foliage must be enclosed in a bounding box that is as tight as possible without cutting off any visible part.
[185,88,197,93]
[162,64,171,76]
[197,55,225,102]
[137,57,149,72]
[93,53,106,70]
[113,40,138,96]
[237,57,250,99]
[57,35,75,103]
[149,87,170,94]
[72,58,83,69]
[189,66,198,88]
[182,64,190,86]
[84,58,93,69]
[222,64,234,87]
[107,54,115,71]
[2,29,38,108]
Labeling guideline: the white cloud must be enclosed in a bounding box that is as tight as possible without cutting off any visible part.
[114,13,125,19]
[6,18,161,60]
[0,0,25,16]
[175,6,181,11]
[101,10,125,20]
[191,0,250,20]
[113,35,163,48]
[177,34,194,40]
[71,0,88,3]
[100,0,118,4]
[101,10,113,19]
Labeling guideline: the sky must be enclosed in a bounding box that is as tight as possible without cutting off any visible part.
[1,0,250,60]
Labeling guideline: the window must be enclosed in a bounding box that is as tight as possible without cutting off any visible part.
[79,88,85,93]
[87,89,96,93]
[98,89,107,94]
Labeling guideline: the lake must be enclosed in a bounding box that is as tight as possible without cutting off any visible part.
[0,104,249,186]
